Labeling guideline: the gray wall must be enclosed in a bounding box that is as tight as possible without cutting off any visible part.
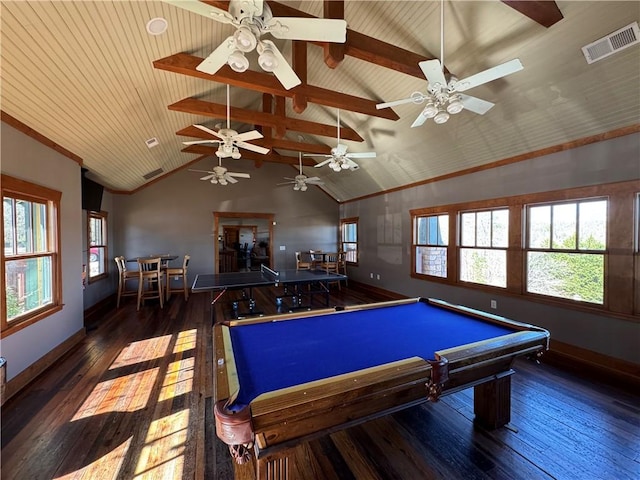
[341,133,640,364]
[112,157,340,279]
[1,123,84,380]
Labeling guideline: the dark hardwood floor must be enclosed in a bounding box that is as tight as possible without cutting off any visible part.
[2,285,639,479]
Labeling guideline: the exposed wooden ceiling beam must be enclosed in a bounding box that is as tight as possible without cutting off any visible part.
[153,54,398,120]
[500,1,563,28]
[182,144,318,166]
[168,97,364,142]
[176,125,332,154]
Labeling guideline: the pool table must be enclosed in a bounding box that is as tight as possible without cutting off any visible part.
[213,297,550,479]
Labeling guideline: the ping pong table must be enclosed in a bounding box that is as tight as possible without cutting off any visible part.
[191,265,347,323]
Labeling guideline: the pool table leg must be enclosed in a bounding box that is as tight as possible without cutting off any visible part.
[473,371,513,429]
[256,451,290,480]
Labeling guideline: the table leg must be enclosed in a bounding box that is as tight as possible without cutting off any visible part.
[473,371,513,429]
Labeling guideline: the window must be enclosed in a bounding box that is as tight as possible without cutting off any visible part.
[87,211,108,282]
[414,214,448,278]
[526,199,607,304]
[459,209,508,287]
[2,175,61,335]
[340,217,358,264]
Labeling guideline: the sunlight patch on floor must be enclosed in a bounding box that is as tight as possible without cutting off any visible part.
[109,335,173,370]
[134,409,189,478]
[72,368,159,420]
[54,436,132,480]
[173,329,197,354]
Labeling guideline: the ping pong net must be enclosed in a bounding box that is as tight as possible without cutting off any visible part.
[260,264,280,282]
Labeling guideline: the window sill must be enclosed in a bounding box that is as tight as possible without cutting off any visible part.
[2,304,63,338]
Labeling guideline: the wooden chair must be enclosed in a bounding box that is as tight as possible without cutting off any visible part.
[115,256,138,308]
[337,251,348,287]
[321,252,341,290]
[165,254,190,301]
[295,251,312,270]
[137,257,164,310]
[309,249,323,269]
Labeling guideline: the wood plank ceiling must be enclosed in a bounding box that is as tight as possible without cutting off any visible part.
[1,1,638,201]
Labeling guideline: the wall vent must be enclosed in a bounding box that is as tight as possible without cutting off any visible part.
[143,168,164,180]
[145,137,159,148]
[582,21,639,64]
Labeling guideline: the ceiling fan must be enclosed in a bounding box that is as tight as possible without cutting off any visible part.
[304,110,376,172]
[376,0,523,127]
[189,158,250,186]
[278,152,324,191]
[182,84,270,159]
[163,0,347,90]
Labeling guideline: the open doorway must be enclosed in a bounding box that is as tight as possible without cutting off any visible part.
[214,212,274,273]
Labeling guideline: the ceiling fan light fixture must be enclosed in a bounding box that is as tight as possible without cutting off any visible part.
[446,97,464,114]
[434,110,450,124]
[258,45,278,72]
[233,26,257,52]
[301,184,308,192]
[423,102,438,118]
[231,148,242,159]
[293,184,300,191]
[341,162,350,170]
[228,50,249,72]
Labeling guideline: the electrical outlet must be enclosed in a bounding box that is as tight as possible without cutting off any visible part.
[279,245,286,251]
[370,273,374,279]
[490,300,497,309]
[376,274,380,280]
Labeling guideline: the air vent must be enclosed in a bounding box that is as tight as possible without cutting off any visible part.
[582,22,639,64]
[145,137,159,148]
[143,168,163,180]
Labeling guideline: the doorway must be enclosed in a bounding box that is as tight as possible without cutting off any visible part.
[214,212,274,273]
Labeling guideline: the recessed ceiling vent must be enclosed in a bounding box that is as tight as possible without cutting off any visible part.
[582,22,639,64]
[143,168,163,180]
[145,137,159,149]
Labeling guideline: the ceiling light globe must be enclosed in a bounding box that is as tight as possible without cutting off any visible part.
[227,51,249,72]
[293,184,300,191]
[215,149,224,158]
[301,184,308,192]
[220,179,228,185]
[423,102,437,118]
[231,148,241,159]
[258,49,278,72]
[341,162,350,170]
[447,98,464,114]
[434,110,450,124]
[233,27,257,52]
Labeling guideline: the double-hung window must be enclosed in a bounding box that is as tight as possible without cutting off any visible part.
[414,214,448,278]
[88,211,108,282]
[341,217,358,264]
[2,175,61,335]
[525,198,607,304]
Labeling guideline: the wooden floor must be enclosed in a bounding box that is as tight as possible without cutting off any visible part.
[2,285,639,480]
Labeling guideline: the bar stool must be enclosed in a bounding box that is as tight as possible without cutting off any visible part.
[115,256,138,308]
[137,257,164,310]
[165,254,190,301]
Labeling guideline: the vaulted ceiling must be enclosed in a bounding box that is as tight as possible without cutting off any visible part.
[1,1,638,202]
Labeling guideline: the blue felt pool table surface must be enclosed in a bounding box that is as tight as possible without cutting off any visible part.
[228,300,518,407]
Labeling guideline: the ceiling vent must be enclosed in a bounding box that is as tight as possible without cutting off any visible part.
[143,168,163,180]
[581,22,639,64]
[145,137,159,148]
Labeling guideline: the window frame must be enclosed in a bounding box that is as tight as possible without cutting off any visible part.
[410,180,639,321]
[1,174,62,337]
[413,212,450,279]
[340,217,359,265]
[87,210,108,283]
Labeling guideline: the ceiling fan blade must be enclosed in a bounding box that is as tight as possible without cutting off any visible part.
[225,175,239,184]
[233,130,263,142]
[303,153,331,158]
[345,158,360,170]
[189,169,214,173]
[277,180,295,185]
[182,139,219,146]
[196,36,237,75]
[307,179,324,185]
[453,59,523,92]
[314,158,333,168]
[228,172,251,178]
[458,94,495,115]
[411,111,430,128]
[267,17,347,42]
[229,0,264,18]
[376,96,419,110]
[199,174,215,181]
[419,59,447,88]
[162,0,234,24]
[305,176,321,182]
[346,152,376,159]
[236,141,270,154]
[261,40,301,90]
[194,124,225,140]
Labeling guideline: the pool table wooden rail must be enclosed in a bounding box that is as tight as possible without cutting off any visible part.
[213,297,550,480]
